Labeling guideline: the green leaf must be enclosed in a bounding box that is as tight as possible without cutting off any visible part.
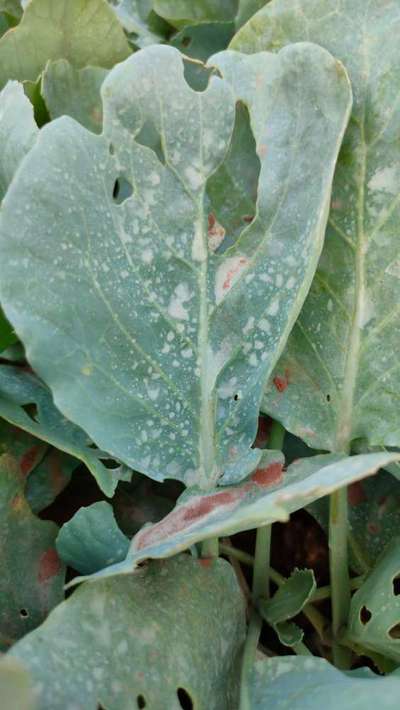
[248,655,400,709]
[26,448,78,514]
[236,0,267,28]
[232,0,400,453]
[41,60,107,134]
[259,568,315,648]
[0,657,35,710]
[0,365,131,496]
[154,0,238,28]
[259,568,316,624]
[346,538,400,663]
[0,309,17,353]
[0,45,351,490]
[171,23,235,91]
[10,555,246,709]
[0,417,47,474]
[111,0,169,47]
[310,470,400,573]
[0,81,38,201]
[69,451,399,583]
[0,453,65,650]
[0,0,130,88]
[56,502,130,575]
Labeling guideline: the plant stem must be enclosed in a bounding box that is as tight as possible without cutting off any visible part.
[268,420,285,450]
[293,640,313,656]
[239,611,262,710]
[253,525,272,601]
[329,487,352,668]
[201,537,219,558]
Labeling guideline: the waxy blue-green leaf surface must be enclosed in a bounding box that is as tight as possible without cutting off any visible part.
[0,81,37,200]
[0,0,130,88]
[346,537,400,662]
[68,451,399,583]
[232,0,400,453]
[10,555,246,710]
[0,44,351,490]
[0,366,131,495]
[0,656,35,710]
[56,502,129,575]
[248,655,400,709]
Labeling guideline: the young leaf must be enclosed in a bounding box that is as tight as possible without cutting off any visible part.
[68,451,400,583]
[10,556,246,710]
[56,501,129,575]
[249,655,400,709]
[259,568,316,648]
[0,44,351,490]
[41,60,107,134]
[0,453,65,650]
[0,366,131,496]
[346,537,400,663]
[0,0,130,88]
[233,0,400,453]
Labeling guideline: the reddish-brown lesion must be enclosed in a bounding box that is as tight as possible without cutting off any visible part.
[38,548,62,583]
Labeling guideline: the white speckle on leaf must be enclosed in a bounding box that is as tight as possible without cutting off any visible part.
[358,290,375,328]
[259,318,271,333]
[267,298,279,316]
[185,166,203,190]
[368,166,398,194]
[168,283,192,320]
[142,248,153,263]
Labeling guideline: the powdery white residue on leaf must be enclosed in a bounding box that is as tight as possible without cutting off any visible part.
[357,290,375,329]
[368,166,398,194]
[167,283,192,320]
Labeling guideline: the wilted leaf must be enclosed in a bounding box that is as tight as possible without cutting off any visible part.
[0,656,35,710]
[232,0,400,453]
[0,366,131,496]
[0,44,351,490]
[0,0,130,88]
[56,502,129,574]
[0,453,65,650]
[41,60,107,134]
[346,538,400,662]
[248,655,400,709]
[11,556,246,710]
[70,452,400,583]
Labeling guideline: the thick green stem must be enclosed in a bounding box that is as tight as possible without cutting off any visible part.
[253,525,271,601]
[329,487,352,668]
[268,420,285,450]
[239,611,262,710]
[201,537,219,558]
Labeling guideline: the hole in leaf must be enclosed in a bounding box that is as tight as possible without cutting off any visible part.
[100,458,121,470]
[233,394,239,401]
[109,143,115,155]
[112,178,133,205]
[21,402,38,422]
[326,394,331,402]
[177,688,193,710]
[389,623,400,639]
[135,119,165,165]
[136,695,146,709]
[393,575,400,596]
[19,608,29,618]
[360,606,372,625]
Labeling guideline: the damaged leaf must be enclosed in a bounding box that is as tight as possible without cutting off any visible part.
[0,43,351,489]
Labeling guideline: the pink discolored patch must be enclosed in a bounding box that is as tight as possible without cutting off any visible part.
[273,369,290,393]
[348,482,367,506]
[38,548,62,583]
[222,257,248,291]
[251,462,284,488]
[20,446,43,477]
[198,558,213,568]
